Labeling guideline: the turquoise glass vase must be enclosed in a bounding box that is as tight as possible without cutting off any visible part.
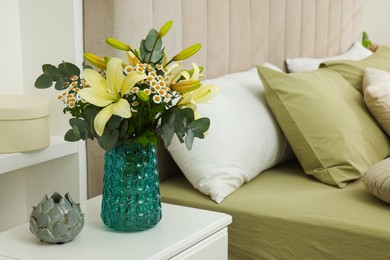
[101,141,162,232]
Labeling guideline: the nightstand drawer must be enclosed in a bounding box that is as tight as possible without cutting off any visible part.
[171,228,228,260]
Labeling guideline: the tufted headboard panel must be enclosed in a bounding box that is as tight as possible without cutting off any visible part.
[84,0,364,198]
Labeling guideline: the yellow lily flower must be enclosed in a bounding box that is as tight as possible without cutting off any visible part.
[177,63,219,109]
[178,84,219,111]
[177,63,219,120]
[169,63,185,84]
[162,51,169,66]
[188,62,200,80]
[192,84,220,104]
[78,57,147,136]
[177,93,197,111]
[126,51,140,66]
[169,62,202,85]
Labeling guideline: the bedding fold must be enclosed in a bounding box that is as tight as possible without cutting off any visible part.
[161,160,390,260]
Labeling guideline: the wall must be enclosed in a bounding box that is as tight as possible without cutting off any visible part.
[0,1,24,95]
[0,0,85,232]
[362,0,390,46]
[18,0,79,136]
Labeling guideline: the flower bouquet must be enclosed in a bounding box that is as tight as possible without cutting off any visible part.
[35,20,219,151]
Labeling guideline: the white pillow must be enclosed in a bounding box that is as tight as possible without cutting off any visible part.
[286,41,372,73]
[363,68,390,136]
[167,67,294,203]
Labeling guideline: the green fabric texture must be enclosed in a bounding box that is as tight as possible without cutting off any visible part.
[320,45,390,92]
[161,160,390,260]
[257,65,390,188]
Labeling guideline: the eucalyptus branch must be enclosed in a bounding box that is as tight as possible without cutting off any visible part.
[147,37,161,64]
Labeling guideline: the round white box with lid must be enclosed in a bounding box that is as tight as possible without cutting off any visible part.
[0,95,50,153]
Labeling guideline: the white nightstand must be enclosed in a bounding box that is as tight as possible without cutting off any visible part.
[0,196,232,260]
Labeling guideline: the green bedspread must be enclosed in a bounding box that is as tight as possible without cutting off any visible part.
[160,160,390,260]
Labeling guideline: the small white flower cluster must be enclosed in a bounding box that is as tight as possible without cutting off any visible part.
[124,63,176,108]
[57,75,85,108]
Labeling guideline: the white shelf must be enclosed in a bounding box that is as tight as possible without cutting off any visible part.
[0,136,79,175]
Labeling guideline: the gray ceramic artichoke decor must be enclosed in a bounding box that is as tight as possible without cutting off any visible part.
[29,192,84,244]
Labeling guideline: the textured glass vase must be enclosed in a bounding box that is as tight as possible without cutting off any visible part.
[101,141,162,232]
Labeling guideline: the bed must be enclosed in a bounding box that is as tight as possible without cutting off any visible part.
[84,0,390,259]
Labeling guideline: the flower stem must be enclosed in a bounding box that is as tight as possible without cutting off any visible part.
[147,37,160,64]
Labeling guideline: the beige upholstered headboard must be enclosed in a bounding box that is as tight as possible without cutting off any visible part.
[84,0,364,198]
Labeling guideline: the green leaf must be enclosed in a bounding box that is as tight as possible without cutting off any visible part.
[154,38,162,51]
[68,118,89,140]
[147,133,158,146]
[159,109,176,147]
[34,74,53,89]
[72,125,81,139]
[69,118,88,129]
[58,62,80,77]
[84,108,99,122]
[134,131,158,147]
[188,118,210,138]
[159,107,210,150]
[135,134,149,147]
[97,129,119,150]
[64,129,80,142]
[140,39,149,61]
[174,108,194,133]
[107,115,121,129]
[54,75,68,90]
[79,129,88,140]
[42,64,60,79]
[161,123,175,147]
[119,120,129,138]
[144,29,159,51]
[64,123,84,142]
[184,129,195,150]
[171,108,192,143]
[150,49,164,63]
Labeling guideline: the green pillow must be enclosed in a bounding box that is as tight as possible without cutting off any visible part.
[257,65,390,188]
[320,45,390,92]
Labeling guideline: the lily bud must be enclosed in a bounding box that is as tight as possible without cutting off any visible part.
[172,43,201,61]
[158,20,173,38]
[106,38,131,51]
[171,80,202,94]
[137,90,149,102]
[84,53,106,70]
